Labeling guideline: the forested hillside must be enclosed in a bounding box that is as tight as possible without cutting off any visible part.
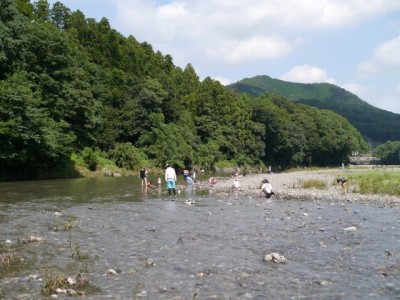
[0,0,368,180]
[228,75,400,144]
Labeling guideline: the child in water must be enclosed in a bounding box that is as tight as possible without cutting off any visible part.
[157,176,162,188]
[208,177,218,186]
[146,181,154,188]
[260,178,274,198]
[232,179,240,189]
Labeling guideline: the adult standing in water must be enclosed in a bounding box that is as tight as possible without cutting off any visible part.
[139,167,148,187]
[165,164,177,198]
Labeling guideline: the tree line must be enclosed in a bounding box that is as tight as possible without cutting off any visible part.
[0,0,369,180]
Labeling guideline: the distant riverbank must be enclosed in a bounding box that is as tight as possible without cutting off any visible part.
[213,166,400,206]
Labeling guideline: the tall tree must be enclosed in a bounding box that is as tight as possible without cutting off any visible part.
[33,0,50,22]
[0,0,27,78]
[50,1,71,29]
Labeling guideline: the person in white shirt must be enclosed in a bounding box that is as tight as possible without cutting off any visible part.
[164,164,177,197]
[232,179,240,189]
[261,178,274,198]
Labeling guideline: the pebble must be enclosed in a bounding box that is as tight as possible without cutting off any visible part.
[145,258,154,267]
[264,252,287,263]
[107,269,117,275]
[343,226,357,232]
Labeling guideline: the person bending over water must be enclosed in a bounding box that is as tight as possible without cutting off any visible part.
[337,177,347,188]
[261,178,274,198]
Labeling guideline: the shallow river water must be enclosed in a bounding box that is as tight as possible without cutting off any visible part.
[1,176,400,299]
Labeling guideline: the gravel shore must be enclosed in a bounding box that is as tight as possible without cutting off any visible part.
[213,167,400,206]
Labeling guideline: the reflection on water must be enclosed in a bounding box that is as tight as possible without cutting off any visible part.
[1,177,400,299]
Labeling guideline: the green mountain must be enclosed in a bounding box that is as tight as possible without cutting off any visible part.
[228,75,400,144]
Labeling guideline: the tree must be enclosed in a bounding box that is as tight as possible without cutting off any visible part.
[50,1,71,29]
[374,141,400,164]
[33,0,50,22]
[0,72,75,178]
[0,0,27,78]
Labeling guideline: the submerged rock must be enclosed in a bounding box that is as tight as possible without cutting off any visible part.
[145,258,154,267]
[343,226,357,232]
[107,269,117,275]
[264,252,287,264]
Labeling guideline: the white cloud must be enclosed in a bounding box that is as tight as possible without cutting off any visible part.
[114,0,400,69]
[358,35,400,75]
[115,1,190,41]
[280,65,336,84]
[206,35,295,65]
[213,76,232,85]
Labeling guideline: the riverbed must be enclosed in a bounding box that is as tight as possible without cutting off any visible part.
[1,176,400,299]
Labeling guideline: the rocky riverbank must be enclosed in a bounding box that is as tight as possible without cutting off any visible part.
[213,167,400,206]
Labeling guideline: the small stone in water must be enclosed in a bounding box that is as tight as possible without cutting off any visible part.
[264,252,286,263]
[107,269,117,275]
[145,258,154,267]
[343,226,357,232]
[55,288,66,293]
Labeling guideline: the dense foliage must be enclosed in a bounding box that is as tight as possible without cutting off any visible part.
[0,0,368,180]
[228,75,400,145]
[373,141,400,165]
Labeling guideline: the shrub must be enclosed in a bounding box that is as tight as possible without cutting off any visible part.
[81,147,98,171]
[108,143,149,170]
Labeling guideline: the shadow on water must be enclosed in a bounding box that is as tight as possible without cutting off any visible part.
[1,176,400,299]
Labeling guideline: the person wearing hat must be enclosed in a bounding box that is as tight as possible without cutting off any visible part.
[164,164,177,197]
[260,178,274,198]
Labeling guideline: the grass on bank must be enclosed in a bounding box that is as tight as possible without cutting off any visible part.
[290,166,400,197]
[347,171,400,196]
[295,179,327,190]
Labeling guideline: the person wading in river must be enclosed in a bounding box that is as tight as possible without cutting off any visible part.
[165,164,177,198]
[139,167,147,187]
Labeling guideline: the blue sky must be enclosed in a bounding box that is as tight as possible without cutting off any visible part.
[47,0,400,114]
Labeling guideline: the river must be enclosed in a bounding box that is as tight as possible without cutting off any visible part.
[1,176,400,299]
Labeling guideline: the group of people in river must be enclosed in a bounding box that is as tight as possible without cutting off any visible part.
[140,164,348,199]
[139,164,277,199]
[140,165,197,197]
